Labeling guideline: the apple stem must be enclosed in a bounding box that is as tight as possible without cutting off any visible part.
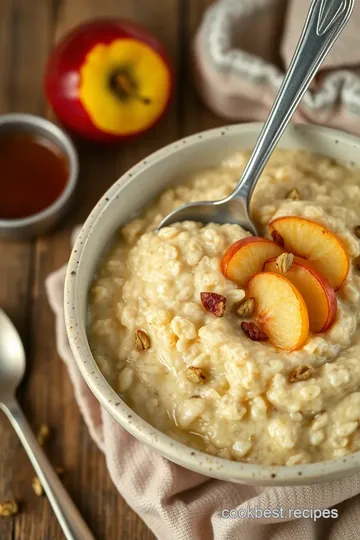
[112,73,152,105]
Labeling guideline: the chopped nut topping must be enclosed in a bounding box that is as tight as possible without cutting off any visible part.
[289,364,315,383]
[32,477,44,497]
[134,329,151,351]
[271,230,285,247]
[276,252,294,273]
[241,321,268,342]
[37,424,50,446]
[286,188,301,200]
[354,225,360,238]
[236,297,255,318]
[0,500,19,517]
[355,256,360,271]
[200,292,226,317]
[185,366,206,383]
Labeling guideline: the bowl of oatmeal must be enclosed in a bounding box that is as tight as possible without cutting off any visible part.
[65,122,360,485]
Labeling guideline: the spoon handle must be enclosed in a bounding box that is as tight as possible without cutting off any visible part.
[232,0,354,203]
[1,399,95,540]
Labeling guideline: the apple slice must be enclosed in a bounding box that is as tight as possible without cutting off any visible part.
[246,272,309,351]
[221,237,283,287]
[269,216,349,290]
[264,256,337,333]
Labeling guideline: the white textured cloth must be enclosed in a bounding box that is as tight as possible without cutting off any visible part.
[194,0,360,134]
[46,243,360,540]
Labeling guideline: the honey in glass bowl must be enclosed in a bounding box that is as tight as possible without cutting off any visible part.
[0,132,69,220]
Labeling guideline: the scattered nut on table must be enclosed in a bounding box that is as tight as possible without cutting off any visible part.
[32,476,44,497]
[0,500,19,517]
[37,424,50,446]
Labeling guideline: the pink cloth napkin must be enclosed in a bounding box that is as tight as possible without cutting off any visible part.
[46,238,360,540]
[44,2,360,538]
[194,0,360,134]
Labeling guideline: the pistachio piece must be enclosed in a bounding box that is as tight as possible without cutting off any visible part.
[184,366,206,383]
[276,252,294,273]
[236,297,255,318]
[135,329,151,351]
[286,188,301,200]
[289,364,315,383]
[241,321,268,342]
[200,292,226,317]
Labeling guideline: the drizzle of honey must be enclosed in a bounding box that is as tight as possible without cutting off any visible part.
[0,132,69,220]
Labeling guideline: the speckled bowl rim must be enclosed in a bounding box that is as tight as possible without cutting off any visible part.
[65,122,360,485]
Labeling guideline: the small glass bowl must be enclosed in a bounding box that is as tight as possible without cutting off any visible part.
[0,113,78,239]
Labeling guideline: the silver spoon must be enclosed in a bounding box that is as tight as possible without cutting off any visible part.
[0,308,95,540]
[158,0,354,235]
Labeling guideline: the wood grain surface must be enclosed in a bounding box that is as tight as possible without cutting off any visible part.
[0,0,225,538]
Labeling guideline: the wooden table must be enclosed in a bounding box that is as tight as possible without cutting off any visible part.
[0,0,227,538]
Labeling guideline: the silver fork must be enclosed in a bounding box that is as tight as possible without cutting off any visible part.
[157,0,354,235]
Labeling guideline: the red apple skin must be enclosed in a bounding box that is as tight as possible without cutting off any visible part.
[264,256,337,333]
[44,19,173,143]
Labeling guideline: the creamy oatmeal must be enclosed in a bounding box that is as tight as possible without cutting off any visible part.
[88,149,360,466]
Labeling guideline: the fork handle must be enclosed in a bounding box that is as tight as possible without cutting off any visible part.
[232,0,354,203]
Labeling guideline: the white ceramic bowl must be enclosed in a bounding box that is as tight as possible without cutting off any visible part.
[65,122,360,485]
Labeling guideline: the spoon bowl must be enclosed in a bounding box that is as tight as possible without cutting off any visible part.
[158,196,256,235]
[0,309,25,400]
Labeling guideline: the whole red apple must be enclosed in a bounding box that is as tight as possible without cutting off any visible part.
[44,19,173,142]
